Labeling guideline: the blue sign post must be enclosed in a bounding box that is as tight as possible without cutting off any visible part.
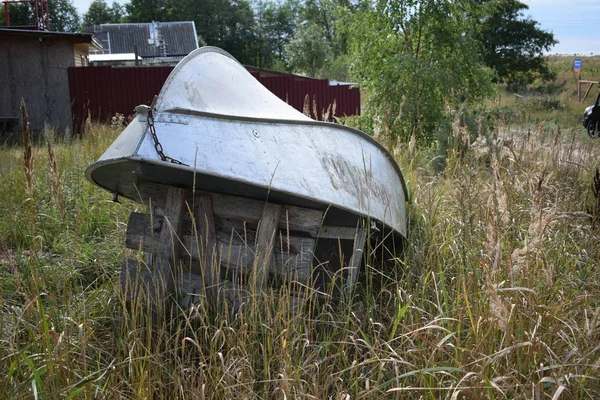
[574,59,582,73]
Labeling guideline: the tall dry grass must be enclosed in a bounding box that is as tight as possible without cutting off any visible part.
[0,103,599,399]
[20,100,34,199]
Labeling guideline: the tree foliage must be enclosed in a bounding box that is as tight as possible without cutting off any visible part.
[346,0,494,143]
[125,0,169,23]
[84,0,124,26]
[0,0,80,31]
[48,0,81,31]
[285,22,331,77]
[125,0,259,64]
[252,0,299,68]
[477,0,557,84]
[0,3,31,27]
[181,0,256,64]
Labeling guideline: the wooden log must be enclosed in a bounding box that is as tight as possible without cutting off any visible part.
[254,203,282,288]
[154,186,188,304]
[134,182,324,235]
[345,227,367,296]
[317,225,358,240]
[193,194,219,300]
[120,259,154,305]
[125,212,161,251]
[582,82,596,103]
[127,212,315,281]
[122,259,317,312]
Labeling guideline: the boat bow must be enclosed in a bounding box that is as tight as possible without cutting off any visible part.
[86,46,408,238]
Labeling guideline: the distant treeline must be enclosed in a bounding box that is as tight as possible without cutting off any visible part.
[1,0,558,143]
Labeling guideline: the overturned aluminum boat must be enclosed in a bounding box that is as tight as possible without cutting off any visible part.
[86,47,407,239]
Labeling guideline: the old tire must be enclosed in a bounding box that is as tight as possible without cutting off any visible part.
[587,119,599,138]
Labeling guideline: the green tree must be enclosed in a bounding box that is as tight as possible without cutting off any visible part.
[1,0,79,31]
[477,0,557,84]
[48,0,81,31]
[346,0,494,144]
[171,0,256,64]
[126,0,170,22]
[252,0,298,68]
[301,0,349,57]
[83,0,123,26]
[285,22,331,77]
[110,1,125,22]
[0,3,33,27]
[293,0,359,80]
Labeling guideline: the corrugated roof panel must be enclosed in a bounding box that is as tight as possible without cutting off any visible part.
[89,22,198,57]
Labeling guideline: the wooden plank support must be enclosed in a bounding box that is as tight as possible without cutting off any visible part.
[345,226,367,296]
[121,259,153,305]
[135,182,324,235]
[121,259,314,314]
[122,259,203,303]
[254,203,282,289]
[582,82,594,103]
[193,194,219,302]
[127,212,315,282]
[318,226,359,240]
[153,186,189,306]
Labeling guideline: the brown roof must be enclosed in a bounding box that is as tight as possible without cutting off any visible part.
[0,28,102,49]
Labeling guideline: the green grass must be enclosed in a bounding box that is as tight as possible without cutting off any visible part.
[490,55,600,130]
[1,66,600,398]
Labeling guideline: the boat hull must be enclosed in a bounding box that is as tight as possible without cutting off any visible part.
[87,111,408,238]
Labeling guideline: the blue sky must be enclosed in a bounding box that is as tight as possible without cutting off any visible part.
[522,0,599,55]
[71,0,599,55]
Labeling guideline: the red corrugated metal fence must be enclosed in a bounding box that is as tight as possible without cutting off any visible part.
[68,66,360,132]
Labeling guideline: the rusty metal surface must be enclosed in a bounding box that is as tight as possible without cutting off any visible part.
[68,57,359,131]
[86,47,407,237]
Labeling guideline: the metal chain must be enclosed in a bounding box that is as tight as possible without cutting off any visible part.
[147,109,187,166]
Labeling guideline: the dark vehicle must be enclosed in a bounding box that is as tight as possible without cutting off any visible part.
[584,92,600,137]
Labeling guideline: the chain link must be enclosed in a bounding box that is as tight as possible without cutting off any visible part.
[147,109,187,166]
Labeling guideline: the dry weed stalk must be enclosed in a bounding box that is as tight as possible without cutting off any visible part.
[484,195,500,258]
[20,100,34,198]
[483,256,509,332]
[322,103,332,122]
[391,96,405,128]
[408,132,417,157]
[492,156,510,225]
[84,111,93,137]
[373,117,381,140]
[303,95,311,117]
[511,173,590,276]
[446,102,469,147]
[111,113,126,128]
[44,128,65,214]
[312,98,318,120]
[331,99,336,119]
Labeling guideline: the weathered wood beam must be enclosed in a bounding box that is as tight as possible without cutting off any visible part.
[122,259,312,312]
[153,187,188,306]
[317,225,358,240]
[582,82,596,103]
[345,227,367,296]
[120,259,153,305]
[193,194,219,302]
[134,181,323,235]
[254,203,282,289]
[126,212,315,281]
